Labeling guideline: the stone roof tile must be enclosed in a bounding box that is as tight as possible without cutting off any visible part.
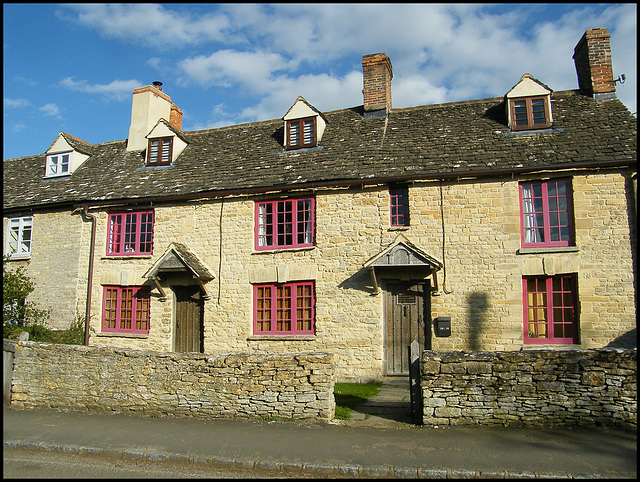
[3,90,636,211]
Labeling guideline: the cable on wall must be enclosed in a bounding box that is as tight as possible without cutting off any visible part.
[217,199,224,304]
[439,180,453,294]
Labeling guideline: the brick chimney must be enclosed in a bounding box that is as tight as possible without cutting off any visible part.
[170,104,183,131]
[362,53,393,118]
[127,83,182,151]
[573,28,616,101]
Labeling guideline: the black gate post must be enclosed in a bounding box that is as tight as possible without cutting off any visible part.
[408,339,423,425]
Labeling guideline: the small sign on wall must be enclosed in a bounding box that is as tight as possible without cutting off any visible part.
[433,317,451,337]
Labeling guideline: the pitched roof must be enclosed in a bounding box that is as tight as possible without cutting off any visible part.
[283,96,328,122]
[146,118,190,145]
[364,234,443,270]
[3,90,636,212]
[143,242,214,280]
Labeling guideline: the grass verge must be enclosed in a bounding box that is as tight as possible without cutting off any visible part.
[334,382,382,420]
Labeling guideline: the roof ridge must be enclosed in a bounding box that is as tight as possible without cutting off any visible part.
[61,132,92,146]
[187,117,282,136]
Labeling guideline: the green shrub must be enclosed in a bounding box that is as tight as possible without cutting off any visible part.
[3,258,50,332]
[3,257,85,345]
[50,314,85,345]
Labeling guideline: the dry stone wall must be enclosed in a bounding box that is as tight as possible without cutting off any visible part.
[10,341,335,422]
[421,348,636,427]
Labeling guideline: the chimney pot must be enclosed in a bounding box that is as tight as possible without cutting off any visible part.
[152,81,163,91]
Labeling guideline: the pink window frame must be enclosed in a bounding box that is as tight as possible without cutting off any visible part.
[519,179,574,248]
[107,210,154,256]
[253,281,315,335]
[390,185,410,226]
[255,197,315,251]
[522,275,578,344]
[102,286,151,334]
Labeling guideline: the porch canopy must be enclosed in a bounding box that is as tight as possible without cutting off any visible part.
[363,234,442,294]
[143,242,214,300]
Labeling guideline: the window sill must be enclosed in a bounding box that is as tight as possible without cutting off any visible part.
[135,164,174,171]
[5,255,31,261]
[96,332,149,339]
[253,246,316,255]
[520,344,582,350]
[101,255,153,260]
[43,173,71,180]
[388,226,410,231]
[502,127,564,136]
[517,246,579,255]
[277,145,323,154]
[247,335,316,341]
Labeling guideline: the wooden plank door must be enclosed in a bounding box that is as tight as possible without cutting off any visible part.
[385,282,427,375]
[174,286,204,353]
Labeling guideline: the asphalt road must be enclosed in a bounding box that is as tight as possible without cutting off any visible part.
[4,406,637,478]
[3,448,316,479]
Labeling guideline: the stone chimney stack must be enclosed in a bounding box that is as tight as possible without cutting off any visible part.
[573,28,616,101]
[362,53,393,118]
[126,83,182,152]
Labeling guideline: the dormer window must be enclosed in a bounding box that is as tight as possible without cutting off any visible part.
[283,96,327,151]
[147,137,172,166]
[505,74,553,132]
[510,96,551,131]
[46,152,70,177]
[287,117,316,150]
[44,133,92,178]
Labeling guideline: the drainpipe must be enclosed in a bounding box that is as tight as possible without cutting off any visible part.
[81,205,96,346]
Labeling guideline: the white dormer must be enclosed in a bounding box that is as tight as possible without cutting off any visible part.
[282,97,327,150]
[145,119,188,166]
[44,132,91,178]
[505,74,553,131]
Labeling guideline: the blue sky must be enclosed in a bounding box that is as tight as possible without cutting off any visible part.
[3,3,637,160]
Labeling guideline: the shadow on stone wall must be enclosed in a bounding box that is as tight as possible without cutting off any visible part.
[605,328,637,349]
[467,292,489,351]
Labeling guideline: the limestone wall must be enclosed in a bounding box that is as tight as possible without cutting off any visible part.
[10,341,335,422]
[421,348,637,427]
[4,169,635,382]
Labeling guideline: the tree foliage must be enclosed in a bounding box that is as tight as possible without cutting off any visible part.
[3,257,84,344]
[3,257,51,337]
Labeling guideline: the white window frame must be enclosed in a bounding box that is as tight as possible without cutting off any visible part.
[5,216,33,258]
[46,152,71,177]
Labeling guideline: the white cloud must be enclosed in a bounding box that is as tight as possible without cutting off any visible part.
[59,77,142,101]
[393,76,449,108]
[178,50,292,90]
[11,122,26,133]
[40,103,61,117]
[4,98,31,108]
[13,76,38,87]
[58,4,235,47]
[195,70,364,129]
[54,3,638,120]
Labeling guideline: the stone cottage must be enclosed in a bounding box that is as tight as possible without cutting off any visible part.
[3,28,636,381]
